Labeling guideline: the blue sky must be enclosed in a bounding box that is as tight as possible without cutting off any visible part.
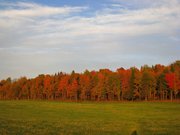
[0,0,180,79]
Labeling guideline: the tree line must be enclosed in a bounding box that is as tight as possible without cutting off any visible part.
[0,61,179,101]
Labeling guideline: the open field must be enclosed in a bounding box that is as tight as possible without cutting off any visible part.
[0,101,180,135]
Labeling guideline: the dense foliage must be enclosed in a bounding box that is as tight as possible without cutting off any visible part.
[0,61,180,101]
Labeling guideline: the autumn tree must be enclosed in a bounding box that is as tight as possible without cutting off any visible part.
[44,75,52,99]
[0,60,179,101]
[156,73,167,100]
[58,75,69,100]
[79,71,91,100]
[117,68,131,100]
[0,78,11,99]
[141,69,156,101]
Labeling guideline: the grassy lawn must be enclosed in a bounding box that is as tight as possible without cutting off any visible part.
[0,101,179,135]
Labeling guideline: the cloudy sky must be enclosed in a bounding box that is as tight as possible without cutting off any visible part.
[0,0,180,79]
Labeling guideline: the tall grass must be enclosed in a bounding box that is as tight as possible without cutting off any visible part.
[0,101,179,135]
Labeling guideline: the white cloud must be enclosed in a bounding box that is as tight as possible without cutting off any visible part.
[0,2,86,18]
[1,1,179,38]
[0,1,179,79]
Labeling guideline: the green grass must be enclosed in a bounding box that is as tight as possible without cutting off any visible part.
[0,101,179,135]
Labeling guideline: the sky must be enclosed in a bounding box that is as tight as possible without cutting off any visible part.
[0,0,180,79]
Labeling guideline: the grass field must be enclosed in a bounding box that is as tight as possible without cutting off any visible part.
[0,101,179,135]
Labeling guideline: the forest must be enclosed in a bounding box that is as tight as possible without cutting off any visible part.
[0,61,180,101]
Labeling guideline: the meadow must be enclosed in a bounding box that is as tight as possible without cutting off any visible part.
[0,101,179,135]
